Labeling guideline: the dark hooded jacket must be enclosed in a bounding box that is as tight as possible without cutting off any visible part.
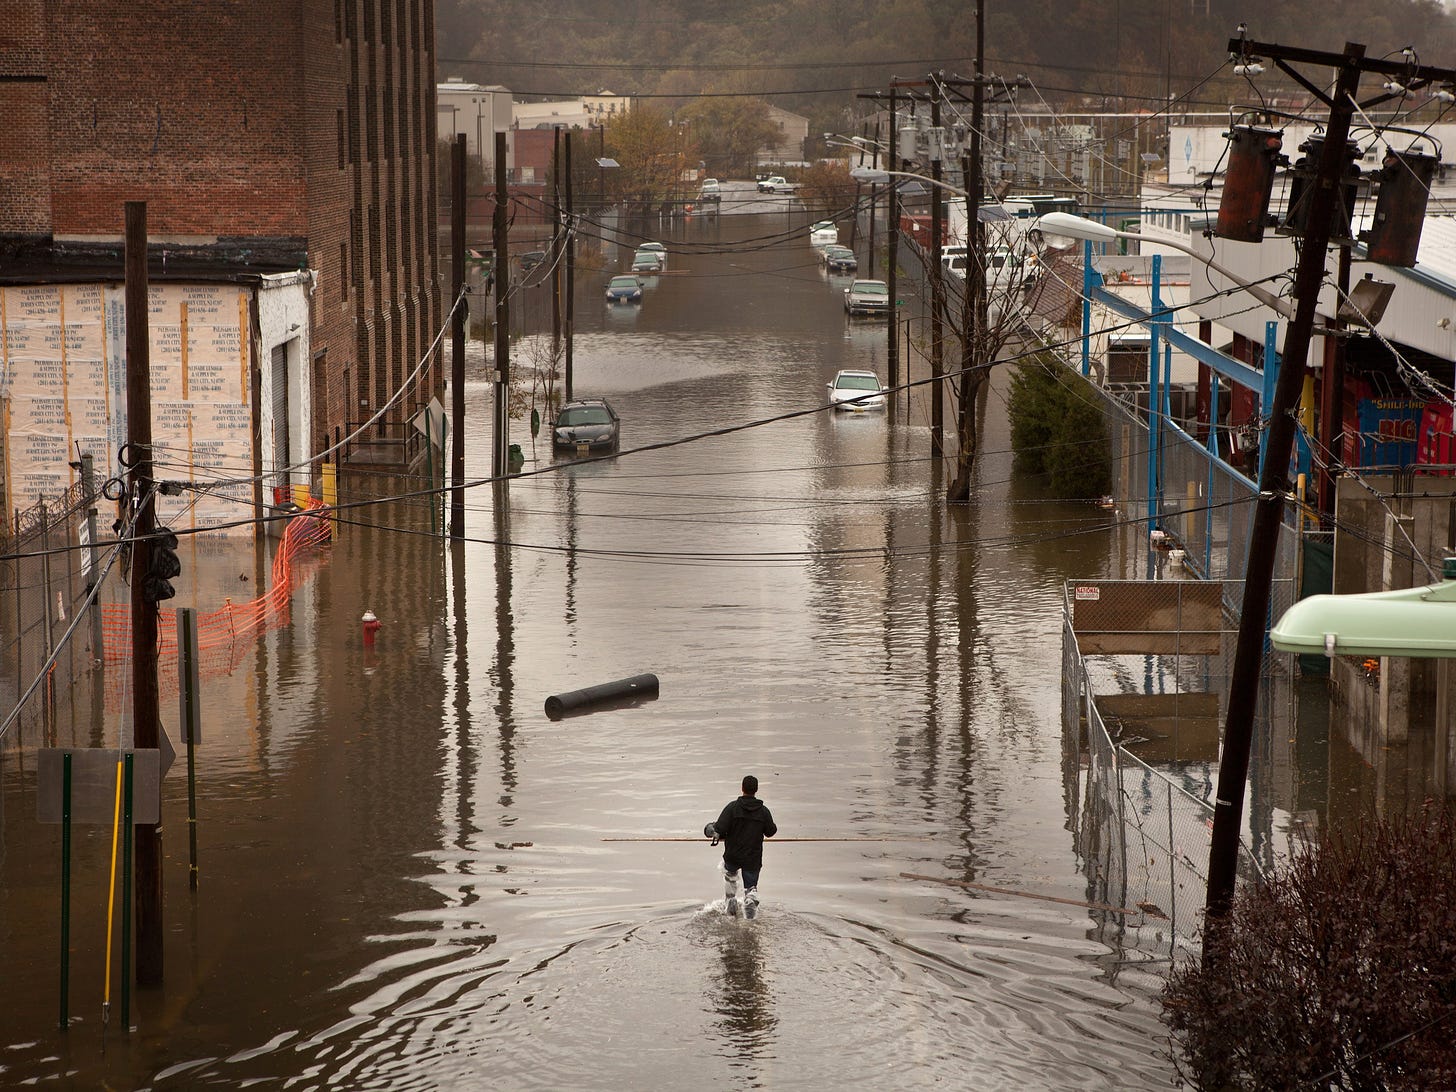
[714,795,777,871]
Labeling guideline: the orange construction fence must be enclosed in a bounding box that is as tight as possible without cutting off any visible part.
[101,501,333,703]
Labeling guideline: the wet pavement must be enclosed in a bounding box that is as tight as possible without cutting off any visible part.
[0,207,1184,1088]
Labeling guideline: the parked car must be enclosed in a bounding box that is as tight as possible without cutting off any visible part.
[631,249,663,274]
[553,399,620,454]
[809,220,839,246]
[698,179,721,201]
[757,175,796,193]
[827,369,887,412]
[637,241,668,268]
[822,244,858,273]
[843,278,891,316]
[605,275,643,303]
[519,250,547,272]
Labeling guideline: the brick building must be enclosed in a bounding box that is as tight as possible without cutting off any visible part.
[0,0,441,527]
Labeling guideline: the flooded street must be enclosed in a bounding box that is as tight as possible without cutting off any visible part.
[2,207,1178,1088]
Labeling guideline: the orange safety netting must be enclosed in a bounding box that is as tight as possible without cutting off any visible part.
[101,502,333,696]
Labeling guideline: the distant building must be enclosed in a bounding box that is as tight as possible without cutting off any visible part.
[513,92,631,133]
[583,92,631,121]
[438,79,514,170]
[0,0,441,530]
[761,106,809,166]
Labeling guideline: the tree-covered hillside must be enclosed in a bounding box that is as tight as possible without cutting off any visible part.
[436,0,1456,126]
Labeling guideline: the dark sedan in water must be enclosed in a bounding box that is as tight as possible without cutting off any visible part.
[823,245,858,273]
[605,275,643,303]
[553,398,620,455]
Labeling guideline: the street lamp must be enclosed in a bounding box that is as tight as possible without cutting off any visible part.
[828,134,888,159]
[1035,211,1294,320]
[1270,558,1456,657]
[851,164,970,199]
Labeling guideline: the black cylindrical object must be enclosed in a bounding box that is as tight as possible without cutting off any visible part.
[545,673,659,720]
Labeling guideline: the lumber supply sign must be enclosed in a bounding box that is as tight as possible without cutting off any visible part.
[1,283,252,534]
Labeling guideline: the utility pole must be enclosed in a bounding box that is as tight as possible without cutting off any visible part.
[449,135,466,538]
[1205,40,1365,924]
[564,131,575,404]
[1203,35,1456,927]
[867,119,879,280]
[886,87,900,401]
[929,84,945,456]
[124,200,163,987]
[492,131,510,478]
[551,126,562,361]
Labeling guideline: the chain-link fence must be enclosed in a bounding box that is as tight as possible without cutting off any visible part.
[1094,383,1304,621]
[1,479,108,759]
[1062,591,1269,959]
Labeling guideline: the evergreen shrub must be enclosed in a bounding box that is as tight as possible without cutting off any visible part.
[1007,353,1112,498]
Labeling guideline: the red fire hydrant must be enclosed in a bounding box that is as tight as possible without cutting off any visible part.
[362,609,381,648]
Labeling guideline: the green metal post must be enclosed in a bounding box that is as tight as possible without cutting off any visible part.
[179,608,199,890]
[426,431,436,533]
[121,753,133,1030]
[59,752,72,1030]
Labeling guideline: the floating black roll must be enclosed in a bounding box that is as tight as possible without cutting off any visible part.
[544,673,659,720]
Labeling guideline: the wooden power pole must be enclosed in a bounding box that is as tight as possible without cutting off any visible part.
[125,201,164,986]
[450,135,466,538]
[492,132,511,477]
[929,86,945,456]
[1205,40,1366,923]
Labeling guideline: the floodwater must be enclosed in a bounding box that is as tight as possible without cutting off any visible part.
[1,193,1180,1088]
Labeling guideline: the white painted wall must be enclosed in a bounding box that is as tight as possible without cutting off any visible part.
[256,272,312,499]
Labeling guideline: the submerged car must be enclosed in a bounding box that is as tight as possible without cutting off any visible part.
[631,249,663,273]
[637,241,668,268]
[605,275,643,303]
[553,399,620,454]
[843,278,891,316]
[822,244,858,273]
[809,220,839,246]
[827,369,887,412]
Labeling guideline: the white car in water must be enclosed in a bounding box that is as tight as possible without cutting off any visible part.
[843,278,891,316]
[826,369,886,412]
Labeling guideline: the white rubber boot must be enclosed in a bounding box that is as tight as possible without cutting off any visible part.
[744,887,759,920]
[722,866,740,917]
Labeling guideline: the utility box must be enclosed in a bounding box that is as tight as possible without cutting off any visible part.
[1280,136,1362,245]
[1215,124,1284,242]
[1362,148,1440,267]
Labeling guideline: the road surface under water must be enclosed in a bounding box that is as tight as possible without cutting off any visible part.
[0,201,1179,1088]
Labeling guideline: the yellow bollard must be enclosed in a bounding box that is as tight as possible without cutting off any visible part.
[103,758,122,1023]
[321,462,338,539]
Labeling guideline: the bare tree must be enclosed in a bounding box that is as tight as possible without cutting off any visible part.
[918,209,1043,502]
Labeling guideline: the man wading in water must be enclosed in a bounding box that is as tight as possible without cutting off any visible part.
[704,775,777,919]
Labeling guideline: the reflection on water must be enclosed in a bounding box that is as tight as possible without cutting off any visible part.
[703,913,777,1073]
[0,212,1180,1089]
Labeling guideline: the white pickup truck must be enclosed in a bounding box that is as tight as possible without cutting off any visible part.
[756,175,797,194]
